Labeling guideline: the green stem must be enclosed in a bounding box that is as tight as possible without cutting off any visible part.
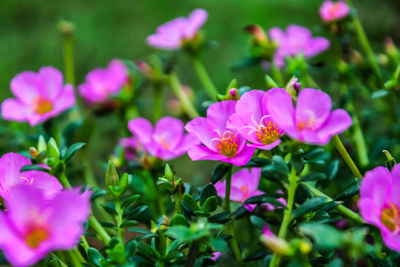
[223,165,242,262]
[345,0,382,82]
[349,103,369,167]
[192,56,218,100]
[185,240,200,267]
[67,249,83,267]
[115,198,125,242]
[302,183,365,224]
[167,72,199,119]
[331,135,363,178]
[269,168,297,267]
[173,192,182,214]
[51,253,69,267]
[89,215,112,244]
[224,165,233,212]
[61,24,75,86]
[153,82,163,122]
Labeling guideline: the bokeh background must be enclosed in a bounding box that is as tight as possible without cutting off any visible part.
[1,0,400,186]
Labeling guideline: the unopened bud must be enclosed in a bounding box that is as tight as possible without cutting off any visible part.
[47,138,60,159]
[29,147,39,158]
[385,37,399,58]
[38,136,47,152]
[227,88,239,100]
[165,164,174,181]
[383,150,396,170]
[106,160,119,186]
[58,20,75,37]
[244,25,268,44]
[260,226,291,255]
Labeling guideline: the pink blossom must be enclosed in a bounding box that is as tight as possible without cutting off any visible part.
[320,1,350,22]
[0,153,62,201]
[269,25,330,67]
[79,59,128,103]
[214,168,285,211]
[128,117,199,161]
[119,137,139,161]
[0,185,91,266]
[359,165,400,252]
[211,251,222,261]
[185,101,255,166]
[147,9,208,50]
[1,67,75,126]
[228,90,284,150]
[265,88,352,145]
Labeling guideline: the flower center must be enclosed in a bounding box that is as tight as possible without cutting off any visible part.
[381,203,400,232]
[240,185,250,200]
[213,131,238,158]
[33,97,53,115]
[25,228,49,248]
[154,135,171,150]
[256,121,280,145]
[329,3,342,17]
[297,112,317,131]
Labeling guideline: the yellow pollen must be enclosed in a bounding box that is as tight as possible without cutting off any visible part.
[25,228,48,248]
[155,136,170,150]
[381,203,400,232]
[256,121,280,145]
[214,132,238,158]
[33,98,53,115]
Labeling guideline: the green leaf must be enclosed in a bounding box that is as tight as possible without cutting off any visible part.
[101,203,117,216]
[371,89,390,99]
[292,196,327,219]
[47,138,60,159]
[170,214,188,226]
[106,242,126,264]
[89,188,107,201]
[200,184,217,205]
[244,195,285,208]
[20,165,49,173]
[200,196,218,212]
[299,223,345,249]
[211,163,230,184]
[299,172,327,182]
[182,193,200,211]
[87,247,104,267]
[64,142,86,162]
[246,158,271,167]
[272,155,289,173]
[121,194,141,209]
[208,212,231,224]
[335,178,361,201]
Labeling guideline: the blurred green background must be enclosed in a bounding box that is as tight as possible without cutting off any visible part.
[1,0,399,186]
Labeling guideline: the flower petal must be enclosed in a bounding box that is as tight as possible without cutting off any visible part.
[38,67,63,100]
[264,88,295,130]
[360,166,392,207]
[128,118,154,144]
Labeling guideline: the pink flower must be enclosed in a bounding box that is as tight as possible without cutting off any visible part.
[269,25,330,67]
[79,59,128,103]
[215,168,285,211]
[320,1,350,22]
[128,117,199,161]
[0,185,91,266]
[119,137,139,161]
[147,9,208,50]
[228,90,284,150]
[0,153,62,200]
[1,67,75,126]
[211,251,222,261]
[359,165,400,252]
[265,88,352,145]
[185,101,255,166]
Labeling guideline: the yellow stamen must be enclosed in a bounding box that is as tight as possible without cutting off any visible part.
[256,121,280,145]
[381,203,400,232]
[214,132,238,158]
[25,228,48,248]
[33,98,53,115]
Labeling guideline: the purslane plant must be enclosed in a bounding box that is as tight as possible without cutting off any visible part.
[0,1,399,266]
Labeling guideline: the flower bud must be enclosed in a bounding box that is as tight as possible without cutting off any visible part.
[106,160,119,186]
[58,20,75,37]
[244,25,269,45]
[260,226,291,255]
[47,138,60,159]
[38,135,47,152]
[29,147,39,159]
[385,37,399,59]
[165,164,174,181]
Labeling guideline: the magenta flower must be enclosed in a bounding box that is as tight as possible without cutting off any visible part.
[265,88,352,145]
[320,1,350,22]
[119,137,140,161]
[128,116,199,161]
[0,153,62,200]
[211,251,222,261]
[79,59,128,103]
[0,185,91,266]
[359,165,400,252]
[185,101,255,166]
[228,90,284,150]
[147,9,208,50]
[215,168,285,211]
[1,67,75,126]
[269,25,330,67]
